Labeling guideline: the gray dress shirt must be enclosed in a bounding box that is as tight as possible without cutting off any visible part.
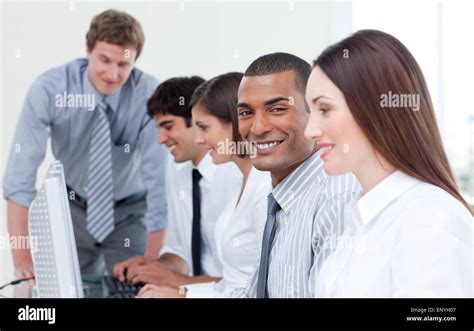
[3,58,168,232]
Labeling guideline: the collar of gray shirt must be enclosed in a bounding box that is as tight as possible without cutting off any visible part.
[272,149,325,214]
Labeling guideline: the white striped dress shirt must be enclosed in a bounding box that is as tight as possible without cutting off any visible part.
[229,149,361,298]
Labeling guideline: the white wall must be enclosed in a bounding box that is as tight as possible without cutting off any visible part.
[352,0,474,203]
[353,0,441,126]
[0,0,352,292]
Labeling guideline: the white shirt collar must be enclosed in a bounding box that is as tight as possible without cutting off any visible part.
[355,170,421,225]
[195,152,217,183]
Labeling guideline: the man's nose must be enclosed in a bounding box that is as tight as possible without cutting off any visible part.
[250,112,272,137]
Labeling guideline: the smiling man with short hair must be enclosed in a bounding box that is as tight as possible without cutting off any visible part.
[3,9,168,278]
[231,52,361,298]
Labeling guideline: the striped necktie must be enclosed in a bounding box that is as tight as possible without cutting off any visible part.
[87,100,114,243]
[256,193,281,298]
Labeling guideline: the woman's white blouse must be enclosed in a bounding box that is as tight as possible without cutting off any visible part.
[185,167,271,298]
[316,170,473,298]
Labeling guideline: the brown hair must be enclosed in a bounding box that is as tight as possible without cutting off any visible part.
[314,29,472,214]
[147,76,205,127]
[190,72,246,157]
[86,9,145,59]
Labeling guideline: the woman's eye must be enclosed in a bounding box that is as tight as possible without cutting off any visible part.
[320,108,330,115]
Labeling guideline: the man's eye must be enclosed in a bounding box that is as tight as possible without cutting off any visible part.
[239,110,252,117]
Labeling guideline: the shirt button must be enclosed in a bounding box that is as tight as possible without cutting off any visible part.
[233,238,240,248]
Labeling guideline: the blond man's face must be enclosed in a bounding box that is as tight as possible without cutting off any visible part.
[86,41,137,96]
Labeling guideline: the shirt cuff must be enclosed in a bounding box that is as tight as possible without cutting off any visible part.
[144,211,167,233]
[3,191,35,208]
[184,282,219,298]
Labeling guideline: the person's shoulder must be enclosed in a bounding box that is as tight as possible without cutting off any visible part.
[128,66,159,92]
[31,58,87,94]
[397,182,472,233]
[402,182,471,218]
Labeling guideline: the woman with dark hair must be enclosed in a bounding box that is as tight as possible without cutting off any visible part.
[138,72,270,298]
[305,29,473,297]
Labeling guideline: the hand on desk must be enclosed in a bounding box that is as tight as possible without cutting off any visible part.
[113,255,155,282]
[136,284,185,298]
[113,254,188,288]
[126,260,184,288]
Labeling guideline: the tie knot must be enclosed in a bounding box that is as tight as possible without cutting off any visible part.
[192,169,202,183]
[267,193,281,216]
[96,100,109,113]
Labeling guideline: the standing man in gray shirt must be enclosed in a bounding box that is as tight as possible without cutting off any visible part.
[3,9,168,278]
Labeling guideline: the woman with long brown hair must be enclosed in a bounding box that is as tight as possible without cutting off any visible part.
[305,29,473,297]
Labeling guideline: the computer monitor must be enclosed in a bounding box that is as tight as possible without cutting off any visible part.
[28,161,84,298]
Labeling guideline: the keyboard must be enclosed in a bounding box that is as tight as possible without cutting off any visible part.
[102,275,144,298]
